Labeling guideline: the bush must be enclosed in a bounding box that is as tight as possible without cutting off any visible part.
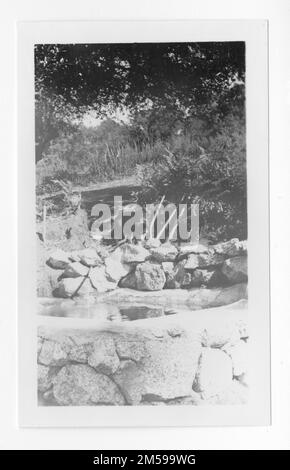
[138,114,247,241]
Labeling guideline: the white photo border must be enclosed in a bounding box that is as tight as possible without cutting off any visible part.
[18,19,270,427]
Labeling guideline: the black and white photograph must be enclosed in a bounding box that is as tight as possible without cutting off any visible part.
[35,40,249,408]
[16,19,270,429]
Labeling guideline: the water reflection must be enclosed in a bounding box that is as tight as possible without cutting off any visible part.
[37,298,177,322]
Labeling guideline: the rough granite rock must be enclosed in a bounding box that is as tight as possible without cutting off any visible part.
[184,252,225,270]
[53,277,94,298]
[38,339,71,366]
[113,330,201,404]
[70,248,102,267]
[115,337,147,362]
[52,364,125,405]
[104,247,133,283]
[135,261,166,291]
[88,335,120,375]
[150,243,178,262]
[89,266,117,292]
[213,239,247,257]
[164,260,192,289]
[46,249,71,270]
[38,364,58,392]
[60,262,89,279]
[192,347,233,399]
[178,243,209,256]
[121,244,150,264]
[221,256,248,283]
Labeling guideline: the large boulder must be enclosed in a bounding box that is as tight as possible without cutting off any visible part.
[150,243,178,262]
[135,261,166,291]
[221,256,248,283]
[192,348,233,399]
[52,364,125,405]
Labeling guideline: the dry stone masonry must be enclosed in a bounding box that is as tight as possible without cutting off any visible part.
[42,238,248,304]
[37,303,249,406]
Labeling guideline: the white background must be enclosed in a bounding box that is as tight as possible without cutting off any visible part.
[0,0,289,450]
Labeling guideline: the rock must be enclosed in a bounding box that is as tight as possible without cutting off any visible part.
[164,260,192,289]
[52,365,125,405]
[46,249,71,270]
[213,238,247,257]
[150,243,178,262]
[178,243,209,256]
[192,348,233,399]
[144,238,161,249]
[104,247,132,283]
[223,340,248,377]
[113,330,201,404]
[61,262,89,278]
[70,248,102,267]
[89,266,117,292]
[38,339,71,366]
[121,243,150,263]
[115,337,147,362]
[38,364,57,392]
[191,268,226,288]
[135,262,166,291]
[69,343,92,363]
[221,256,248,283]
[88,335,120,375]
[184,251,225,270]
[203,379,248,405]
[53,277,94,298]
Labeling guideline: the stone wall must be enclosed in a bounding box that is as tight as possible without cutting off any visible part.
[37,302,248,406]
[40,238,247,303]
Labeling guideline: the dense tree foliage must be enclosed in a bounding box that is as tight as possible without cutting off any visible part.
[35,42,246,240]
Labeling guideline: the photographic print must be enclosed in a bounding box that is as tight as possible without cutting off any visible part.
[18,21,270,426]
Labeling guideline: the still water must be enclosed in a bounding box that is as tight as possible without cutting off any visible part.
[38,298,178,322]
